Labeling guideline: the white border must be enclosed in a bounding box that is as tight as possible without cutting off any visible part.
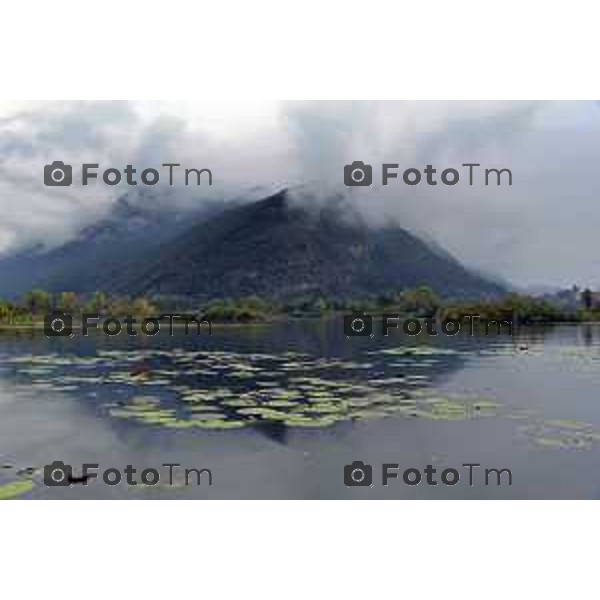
[1,2,600,598]
[1,501,597,599]
[1,0,597,99]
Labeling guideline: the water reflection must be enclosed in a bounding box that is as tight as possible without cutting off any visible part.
[1,320,600,498]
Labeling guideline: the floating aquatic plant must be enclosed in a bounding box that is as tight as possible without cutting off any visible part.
[0,480,34,500]
[4,344,600,447]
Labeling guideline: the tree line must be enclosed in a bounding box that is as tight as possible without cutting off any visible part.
[0,286,598,325]
[0,291,159,324]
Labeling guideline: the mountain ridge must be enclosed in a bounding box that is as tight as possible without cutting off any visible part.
[0,189,505,301]
[112,189,504,300]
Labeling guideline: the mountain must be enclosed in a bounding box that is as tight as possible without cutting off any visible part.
[0,244,49,299]
[0,189,505,301]
[113,190,504,300]
[0,193,221,298]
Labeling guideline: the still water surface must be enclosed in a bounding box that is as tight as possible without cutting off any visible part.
[1,320,599,499]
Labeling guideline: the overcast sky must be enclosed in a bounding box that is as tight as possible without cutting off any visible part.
[0,100,598,289]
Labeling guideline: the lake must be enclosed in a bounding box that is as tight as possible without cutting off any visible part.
[1,319,600,499]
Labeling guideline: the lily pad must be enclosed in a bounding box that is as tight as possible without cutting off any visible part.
[0,480,34,500]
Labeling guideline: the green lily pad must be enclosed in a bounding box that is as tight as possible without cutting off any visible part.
[0,480,34,500]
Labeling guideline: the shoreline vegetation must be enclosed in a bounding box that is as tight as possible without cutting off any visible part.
[0,286,599,329]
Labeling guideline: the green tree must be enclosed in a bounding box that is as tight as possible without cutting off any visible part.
[86,291,109,314]
[55,291,78,314]
[131,297,158,318]
[23,289,51,315]
[398,286,441,317]
[107,296,132,317]
[0,301,14,323]
[313,296,329,314]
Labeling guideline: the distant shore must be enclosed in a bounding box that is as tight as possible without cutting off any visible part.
[0,315,597,335]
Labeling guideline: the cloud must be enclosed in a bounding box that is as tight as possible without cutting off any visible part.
[283,100,600,288]
[0,100,598,288]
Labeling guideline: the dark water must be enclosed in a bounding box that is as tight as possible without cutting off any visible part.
[1,320,600,499]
